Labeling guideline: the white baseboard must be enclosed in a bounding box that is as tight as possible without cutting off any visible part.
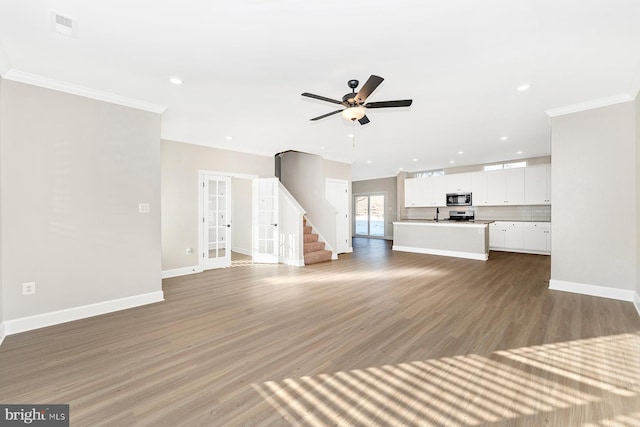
[3,291,164,336]
[279,256,305,267]
[232,247,252,256]
[392,245,488,261]
[0,322,5,346]
[162,265,203,279]
[490,247,551,256]
[633,292,640,317]
[549,279,635,302]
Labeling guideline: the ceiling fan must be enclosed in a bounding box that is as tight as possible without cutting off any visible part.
[302,75,413,125]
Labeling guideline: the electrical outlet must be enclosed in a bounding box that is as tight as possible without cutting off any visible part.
[186,248,193,255]
[22,282,36,295]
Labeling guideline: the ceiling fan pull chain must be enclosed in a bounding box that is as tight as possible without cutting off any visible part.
[352,121,356,148]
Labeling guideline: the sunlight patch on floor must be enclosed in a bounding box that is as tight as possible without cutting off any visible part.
[253,333,640,426]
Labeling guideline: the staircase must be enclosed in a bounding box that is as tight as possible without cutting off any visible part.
[303,217,333,265]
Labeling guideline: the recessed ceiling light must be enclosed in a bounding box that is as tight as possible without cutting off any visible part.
[169,76,183,85]
[516,83,530,92]
[367,160,372,164]
[516,150,523,154]
[399,167,404,171]
[500,136,508,141]
[347,134,354,139]
[320,146,326,150]
[412,158,418,162]
[225,136,233,141]
[449,160,455,164]
[457,151,464,155]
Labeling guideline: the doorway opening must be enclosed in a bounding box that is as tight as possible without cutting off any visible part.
[354,194,385,238]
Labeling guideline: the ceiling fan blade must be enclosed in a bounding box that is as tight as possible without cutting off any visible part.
[355,75,384,104]
[358,115,370,125]
[301,92,344,105]
[310,109,343,121]
[364,99,413,109]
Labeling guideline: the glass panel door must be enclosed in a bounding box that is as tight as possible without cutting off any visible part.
[369,195,384,237]
[203,174,231,269]
[354,194,385,237]
[252,178,279,263]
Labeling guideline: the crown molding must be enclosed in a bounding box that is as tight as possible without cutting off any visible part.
[545,94,634,117]
[1,69,166,114]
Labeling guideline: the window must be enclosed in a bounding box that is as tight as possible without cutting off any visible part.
[484,161,527,171]
[413,169,444,178]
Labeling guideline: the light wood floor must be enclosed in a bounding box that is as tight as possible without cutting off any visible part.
[1,239,639,426]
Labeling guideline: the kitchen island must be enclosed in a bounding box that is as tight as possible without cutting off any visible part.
[392,220,492,261]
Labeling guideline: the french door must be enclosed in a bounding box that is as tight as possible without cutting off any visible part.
[354,194,385,237]
[202,174,231,270]
[252,178,279,263]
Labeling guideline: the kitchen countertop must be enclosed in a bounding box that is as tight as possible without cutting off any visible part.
[394,219,502,225]
[398,219,550,223]
[394,220,493,227]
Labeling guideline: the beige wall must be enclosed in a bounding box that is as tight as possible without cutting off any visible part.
[352,176,397,240]
[551,101,636,292]
[161,140,273,271]
[0,79,162,320]
[636,93,640,300]
[232,177,253,255]
[280,152,351,252]
[0,78,3,328]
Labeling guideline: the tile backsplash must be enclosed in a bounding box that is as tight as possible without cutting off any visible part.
[402,205,551,222]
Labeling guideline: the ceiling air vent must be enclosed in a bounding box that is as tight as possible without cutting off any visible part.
[51,12,78,37]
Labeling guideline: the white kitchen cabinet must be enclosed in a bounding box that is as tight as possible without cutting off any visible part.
[471,171,489,206]
[487,169,525,205]
[490,221,550,254]
[523,222,551,253]
[489,222,523,249]
[404,176,446,207]
[404,178,428,207]
[524,165,551,205]
[428,175,447,207]
[445,172,472,193]
[489,223,505,248]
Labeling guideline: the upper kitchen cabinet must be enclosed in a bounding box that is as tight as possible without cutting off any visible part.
[486,169,525,205]
[404,178,428,207]
[471,171,489,205]
[404,176,446,207]
[524,165,551,205]
[445,172,472,193]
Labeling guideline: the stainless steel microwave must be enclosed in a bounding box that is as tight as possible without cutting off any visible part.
[446,192,472,206]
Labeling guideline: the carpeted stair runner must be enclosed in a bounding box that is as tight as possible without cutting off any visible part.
[303,218,332,265]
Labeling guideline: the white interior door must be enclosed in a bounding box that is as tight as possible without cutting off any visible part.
[252,178,279,263]
[202,174,231,270]
[326,179,350,253]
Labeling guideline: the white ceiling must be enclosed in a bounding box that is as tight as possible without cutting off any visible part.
[1,1,639,181]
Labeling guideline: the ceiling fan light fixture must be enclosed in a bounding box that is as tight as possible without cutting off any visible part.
[342,106,366,121]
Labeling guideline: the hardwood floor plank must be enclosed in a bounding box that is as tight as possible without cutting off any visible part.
[1,239,639,426]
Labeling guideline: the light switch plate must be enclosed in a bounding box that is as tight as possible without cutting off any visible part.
[138,203,150,214]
